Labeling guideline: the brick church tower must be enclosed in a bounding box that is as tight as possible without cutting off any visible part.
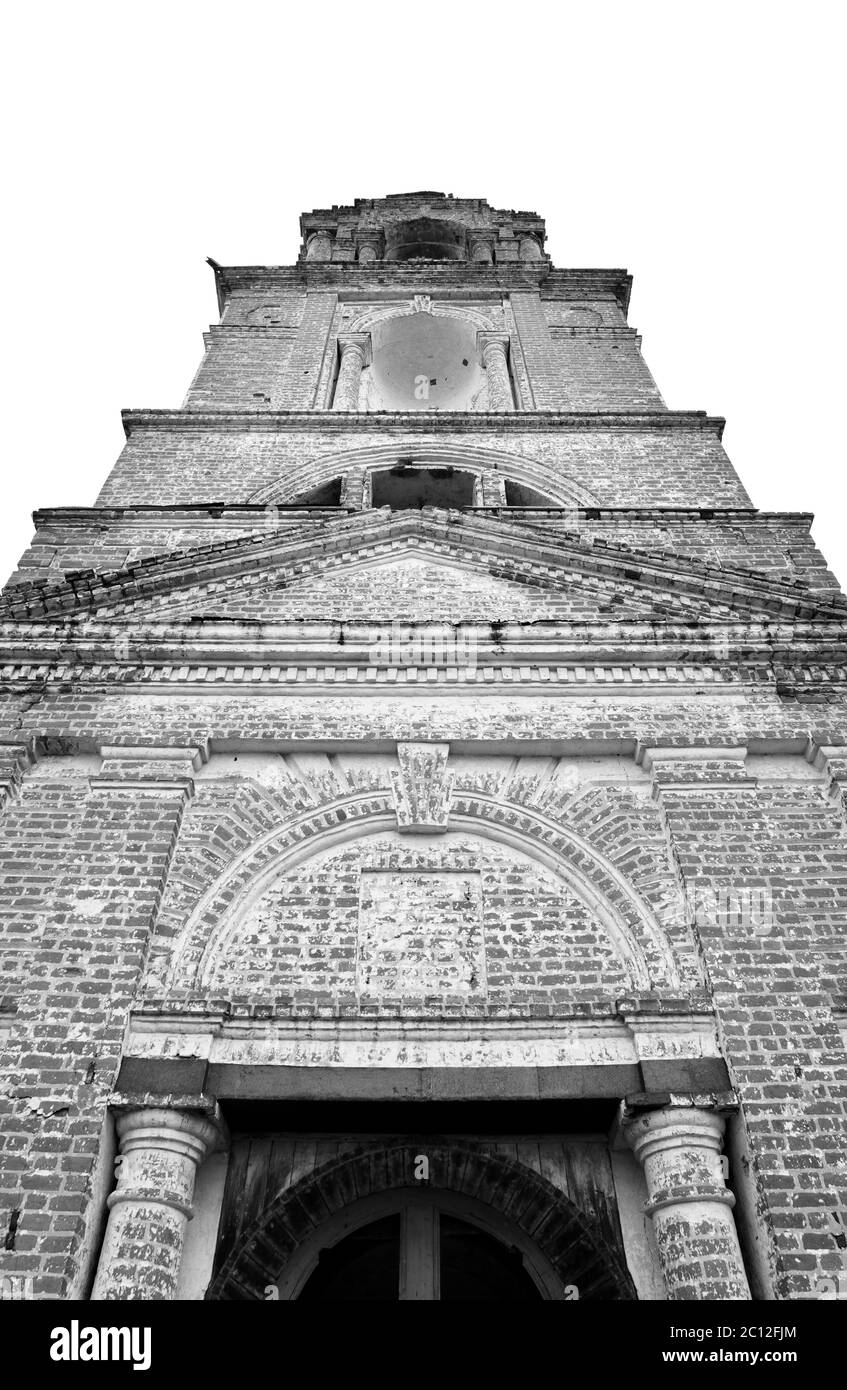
[1,193,845,1303]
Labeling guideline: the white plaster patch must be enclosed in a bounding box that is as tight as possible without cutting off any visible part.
[357,869,484,998]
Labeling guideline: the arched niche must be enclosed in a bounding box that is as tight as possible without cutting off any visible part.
[159,795,680,997]
[367,311,486,412]
[384,218,467,261]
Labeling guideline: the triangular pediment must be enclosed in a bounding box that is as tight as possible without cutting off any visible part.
[92,542,751,625]
[3,508,844,631]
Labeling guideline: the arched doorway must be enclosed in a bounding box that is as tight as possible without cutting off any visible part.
[282,1190,557,1301]
[208,1141,636,1302]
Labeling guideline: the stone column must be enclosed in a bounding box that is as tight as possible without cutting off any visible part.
[91,1105,222,1300]
[519,233,543,261]
[332,333,371,411]
[477,332,514,411]
[357,231,383,263]
[469,236,494,264]
[625,1102,751,1300]
[305,228,333,261]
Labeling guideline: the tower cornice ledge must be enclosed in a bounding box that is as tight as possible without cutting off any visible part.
[121,409,726,439]
[43,504,809,526]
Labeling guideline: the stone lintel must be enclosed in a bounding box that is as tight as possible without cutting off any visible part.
[114,1059,731,1105]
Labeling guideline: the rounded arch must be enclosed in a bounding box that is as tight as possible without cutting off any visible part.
[207,1141,637,1301]
[160,789,681,993]
[247,441,600,509]
[347,299,495,334]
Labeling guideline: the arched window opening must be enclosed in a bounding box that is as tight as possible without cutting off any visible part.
[370,465,475,510]
[289,478,343,507]
[385,218,466,261]
[297,1204,544,1302]
[368,311,484,411]
[504,479,560,508]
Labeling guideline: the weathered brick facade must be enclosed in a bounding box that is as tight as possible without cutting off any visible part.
[1,192,845,1302]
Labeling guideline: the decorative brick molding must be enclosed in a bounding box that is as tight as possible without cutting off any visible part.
[0,741,35,811]
[89,744,208,798]
[208,1140,636,1301]
[146,778,689,998]
[809,743,847,825]
[639,745,758,796]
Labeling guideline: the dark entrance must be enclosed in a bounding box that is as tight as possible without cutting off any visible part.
[298,1203,542,1301]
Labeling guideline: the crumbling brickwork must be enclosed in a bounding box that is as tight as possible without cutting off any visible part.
[0,191,845,1302]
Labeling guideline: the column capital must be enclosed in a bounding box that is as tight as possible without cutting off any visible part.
[476,330,510,360]
[108,1106,223,1217]
[337,331,372,366]
[624,1102,727,1159]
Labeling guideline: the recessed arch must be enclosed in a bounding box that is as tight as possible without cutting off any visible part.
[347,300,495,334]
[248,441,600,509]
[207,1141,637,1301]
[158,789,681,994]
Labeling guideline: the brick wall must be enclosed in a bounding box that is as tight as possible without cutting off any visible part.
[94,423,750,508]
[656,776,847,1298]
[184,330,296,409]
[1,197,845,1303]
[8,510,832,595]
[0,768,189,1296]
[512,293,666,410]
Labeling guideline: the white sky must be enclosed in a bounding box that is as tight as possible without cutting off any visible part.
[1,2,844,587]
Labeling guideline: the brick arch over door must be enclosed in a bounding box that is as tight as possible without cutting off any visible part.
[207,1140,637,1301]
[156,789,684,993]
[246,441,600,508]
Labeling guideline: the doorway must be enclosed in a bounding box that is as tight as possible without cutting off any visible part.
[297,1200,543,1301]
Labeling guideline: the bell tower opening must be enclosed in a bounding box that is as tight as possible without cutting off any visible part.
[370,464,476,509]
[384,217,466,261]
[368,311,485,411]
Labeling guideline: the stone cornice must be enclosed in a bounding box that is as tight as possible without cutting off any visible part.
[4,617,847,659]
[209,263,632,309]
[121,408,725,438]
[31,504,818,530]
